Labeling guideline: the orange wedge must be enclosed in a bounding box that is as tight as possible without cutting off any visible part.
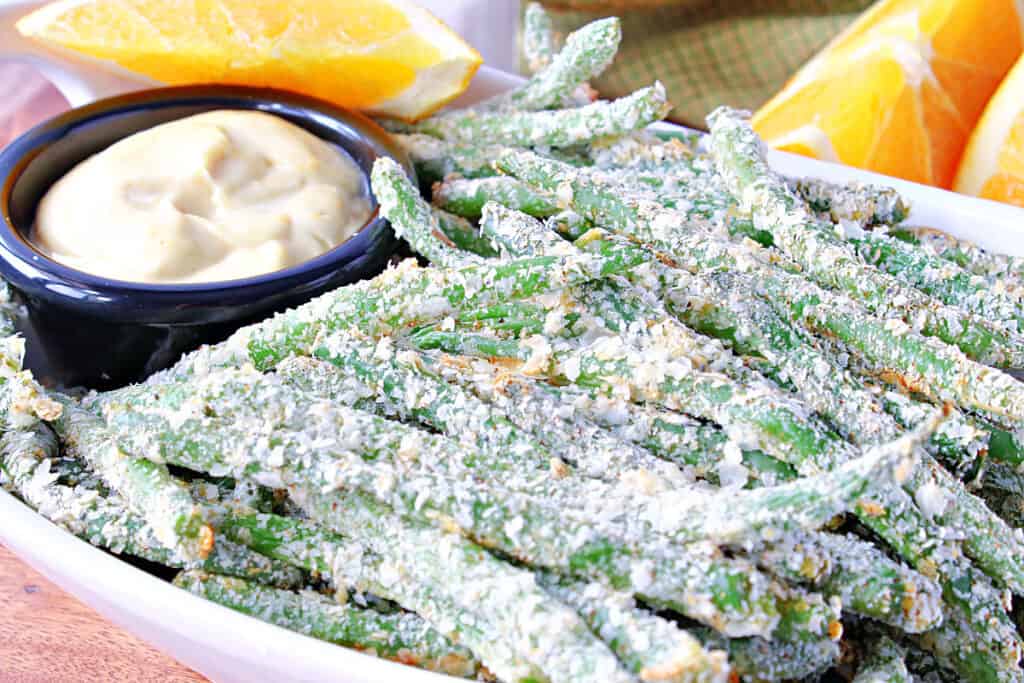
[16,0,482,121]
[954,54,1024,206]
[752,0,1024,188]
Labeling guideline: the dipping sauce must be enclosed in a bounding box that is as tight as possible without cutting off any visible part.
[32,110,371,283]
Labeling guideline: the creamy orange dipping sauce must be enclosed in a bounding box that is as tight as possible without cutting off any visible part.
[33,110,371,283]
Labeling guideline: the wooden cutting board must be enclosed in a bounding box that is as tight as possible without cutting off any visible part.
[0,544,208,682]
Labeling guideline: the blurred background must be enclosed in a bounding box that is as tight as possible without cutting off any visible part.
[0,62,67,148]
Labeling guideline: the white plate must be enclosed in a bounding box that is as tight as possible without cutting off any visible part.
[3,65,1024,683]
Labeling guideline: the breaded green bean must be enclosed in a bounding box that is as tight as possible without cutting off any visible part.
[404,83,671,148]
[174,571,480,678]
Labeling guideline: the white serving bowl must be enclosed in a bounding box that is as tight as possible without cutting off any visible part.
[3,65,1024,683]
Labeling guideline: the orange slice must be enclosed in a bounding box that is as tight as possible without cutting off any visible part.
[954,54,1024,206]
[752,0,1024,189]
[16,0,482,121]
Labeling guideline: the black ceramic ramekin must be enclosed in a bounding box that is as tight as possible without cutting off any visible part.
[0,86,410,389]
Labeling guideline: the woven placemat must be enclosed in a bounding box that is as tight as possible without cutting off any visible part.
[538,0,875,127]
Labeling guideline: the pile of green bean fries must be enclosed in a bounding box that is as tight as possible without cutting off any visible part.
[5,5,1024,681]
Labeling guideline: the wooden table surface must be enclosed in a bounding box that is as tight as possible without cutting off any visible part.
[0,544,208,682]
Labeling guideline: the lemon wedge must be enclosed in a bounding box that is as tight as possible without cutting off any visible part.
[954,54,1024,206]
[17,0,482,121]
[753,0,1024,188]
